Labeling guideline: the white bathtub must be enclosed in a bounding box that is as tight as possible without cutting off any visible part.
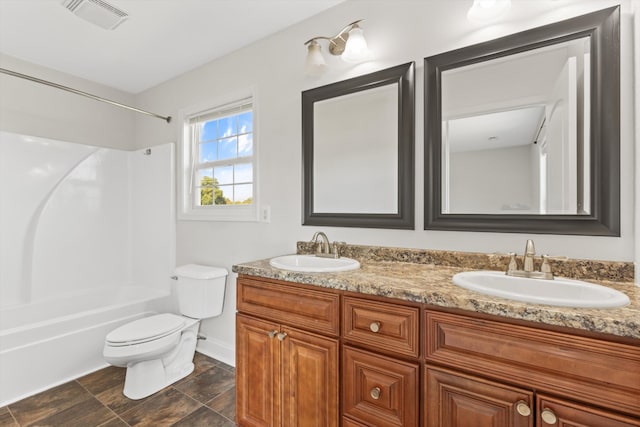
[0,285,170,406]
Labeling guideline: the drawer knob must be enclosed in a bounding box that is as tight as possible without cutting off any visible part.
[370,387,381,400]
[268,330,278,338]
[369,321,381,333]
[277,332,288,341]
[541,409,557,425]
[515,401,531,417]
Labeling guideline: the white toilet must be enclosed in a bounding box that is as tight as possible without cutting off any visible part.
[103,264,228,399]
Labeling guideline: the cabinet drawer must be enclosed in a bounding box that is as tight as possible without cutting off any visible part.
[343,296,419,358]
[425,310,640,417]
[237,276,340,336]
[343,346,419,427]
[536,394,640,427]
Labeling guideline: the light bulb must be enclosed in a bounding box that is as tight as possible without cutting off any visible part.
[342,26,370,63]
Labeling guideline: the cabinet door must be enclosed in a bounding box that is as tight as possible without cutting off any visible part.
[281,326,339,427]
[344,346,419,427]
[537,394,640,427]
[236,314,280,427]
[425,366,534,427]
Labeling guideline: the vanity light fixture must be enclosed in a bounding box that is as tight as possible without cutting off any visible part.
[467,0,511,22]
[304,19,370,76]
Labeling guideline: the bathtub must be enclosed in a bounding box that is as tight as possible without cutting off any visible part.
[0,285,170,406]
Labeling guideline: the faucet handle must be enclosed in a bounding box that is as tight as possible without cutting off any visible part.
[541,255,552,274]
[540,255,567,278]
[507,252,518,272]
[331,241,346,258]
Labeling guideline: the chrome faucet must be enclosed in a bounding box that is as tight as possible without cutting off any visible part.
[522,239,536,273]
[311,231,331,257]
[310,231,340,258]
[506,239,557,280]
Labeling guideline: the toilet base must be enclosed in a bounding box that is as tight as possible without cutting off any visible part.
[121,323,199,400]
[123,359,195,400]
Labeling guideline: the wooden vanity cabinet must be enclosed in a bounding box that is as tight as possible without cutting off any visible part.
[236,276,340,427]
[424,309,640,427]
[236,274,639,427]
[342,295,421,427]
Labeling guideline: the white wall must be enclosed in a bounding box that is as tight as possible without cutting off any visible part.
[0,54,136,149]
[132,0,636,362]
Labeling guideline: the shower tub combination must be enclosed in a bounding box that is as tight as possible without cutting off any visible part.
[0,131,175,406]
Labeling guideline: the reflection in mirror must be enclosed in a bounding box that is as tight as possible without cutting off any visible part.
[303,62,415,229]
[314,84,398,213]
[442,38,590,215]
[424,6,620,235]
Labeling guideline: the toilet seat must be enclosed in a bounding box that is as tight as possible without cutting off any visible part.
[106,313,186,347]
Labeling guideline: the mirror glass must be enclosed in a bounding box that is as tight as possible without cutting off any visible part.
[302,62,415,229]
[424,7,620,235]
[314,84,398,213]
[442,37,590,215]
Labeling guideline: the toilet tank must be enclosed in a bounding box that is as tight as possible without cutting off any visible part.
[174,264,228,319]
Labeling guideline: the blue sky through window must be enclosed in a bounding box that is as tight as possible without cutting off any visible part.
[195,110,254,205]
[199,141,217,162]
[201,120,217,141]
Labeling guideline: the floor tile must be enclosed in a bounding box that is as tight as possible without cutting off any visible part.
[0,406,19,427]
[206,386,236,422]
[174,365,235,404]
[5,353,236,427]
[29,396,114,427]
[77,366,127,395]
[171,406,235,427]
[192,352,219,376]
[8,381,91,426]
[94,383,153,416]
[119,388,201,427]
[213,360,235,374]
[97,417,129,427]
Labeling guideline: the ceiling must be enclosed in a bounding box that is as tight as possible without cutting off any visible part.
[0,0,343,94]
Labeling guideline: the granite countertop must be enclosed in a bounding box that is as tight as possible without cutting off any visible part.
[233,256,640,340]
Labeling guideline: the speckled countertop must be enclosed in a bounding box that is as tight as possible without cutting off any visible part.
[233,244,640,340]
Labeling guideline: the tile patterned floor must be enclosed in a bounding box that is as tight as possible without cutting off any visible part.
[1,353,236,427]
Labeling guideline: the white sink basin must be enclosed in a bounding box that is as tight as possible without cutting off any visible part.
[452,270,630,308]
[269,254,360,273]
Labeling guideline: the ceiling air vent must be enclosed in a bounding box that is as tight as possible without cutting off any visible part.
[62,0,129,30]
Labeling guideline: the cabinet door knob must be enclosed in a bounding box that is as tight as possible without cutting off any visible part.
[370,387,381,400]
[277,332,288,341]
[369,321,381,333]
[515,400,531,417]
[268,330,278,338]
[541,408,557,424]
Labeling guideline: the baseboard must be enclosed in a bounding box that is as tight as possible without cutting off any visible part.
[196,336,235,367]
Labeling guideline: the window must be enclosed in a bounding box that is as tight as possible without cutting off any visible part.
[179,95,257,221]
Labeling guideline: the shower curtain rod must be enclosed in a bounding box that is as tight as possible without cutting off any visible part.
[0,68,171,123]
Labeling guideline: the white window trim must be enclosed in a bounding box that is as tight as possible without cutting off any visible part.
[177,88,259,221]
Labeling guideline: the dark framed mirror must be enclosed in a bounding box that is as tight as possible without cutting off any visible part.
[424,6,620,235]
[303,62,415,229]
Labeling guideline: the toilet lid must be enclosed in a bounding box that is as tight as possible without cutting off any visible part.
[106,313,186,345]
